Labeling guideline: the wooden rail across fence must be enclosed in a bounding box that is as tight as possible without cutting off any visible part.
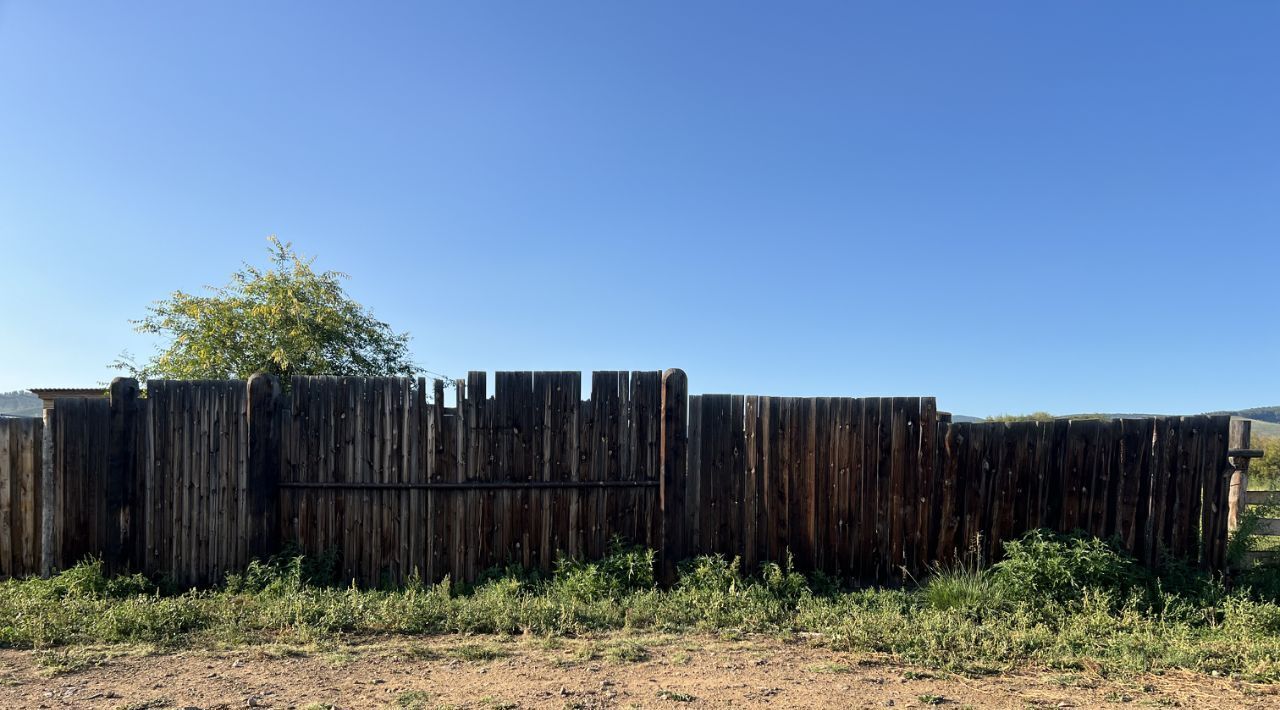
[20,371,1238,586]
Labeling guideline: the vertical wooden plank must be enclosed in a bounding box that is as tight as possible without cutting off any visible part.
[246,374,281,563]
[1029,420,1054,531]
[1006,422,1032,540]
[1044,419,1069,535]
[512,372,533,569]
[855,397,877,580]
[634,371,662,552]
[1098,419,1123,539]
[209,384,223,581]
[409,377,425,580]
[934,421,962,563]
[493,372,513,572]
[1201,415,1231,570]
[195,383,209,585]
[581,373,599,560]
[801,397,818,571]
[701,394,731,556]
[179,384,195,586]
[1149,416,1178,563]
[1175,416,1206,560]
[762,396,784,565]
[782,397,800,567]
[143,383,161,576]
[357,378,372,584]
[234,381,249,573]
[1117,418,1153,555]
[32,418,46,575]
[916,397,938,571]
[428,378,447,582]
[686,395,703,557]
[809,397,829,573]
[383,378,400,582]
[989,422,1017,561]
[728,393,746,563]
[1062,420,1090,533]
[886,397,908,580]
[658,369,688,584]
[600,372,626,556]
[960,422,985,565]
[844,398,864,575]
[41,406,55,576]
[0,421,11,577]
[743,395,760,570]
[557,372,580,564]
[829,398,849,576]
[532,372,552,573]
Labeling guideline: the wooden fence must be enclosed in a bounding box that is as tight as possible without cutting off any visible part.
[33,371,1237,586]
[674,397,1232,581]
[0,417,42,579]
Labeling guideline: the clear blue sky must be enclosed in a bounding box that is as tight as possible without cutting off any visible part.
[0,2,1276,416]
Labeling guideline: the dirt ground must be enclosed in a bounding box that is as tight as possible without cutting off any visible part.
[0,634,1274,709]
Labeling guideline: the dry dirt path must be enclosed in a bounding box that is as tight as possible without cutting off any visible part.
[0,634,1273,709]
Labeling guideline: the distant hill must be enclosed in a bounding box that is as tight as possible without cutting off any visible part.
[954,407,1280,439]
[0,391,41,418]
[1206,406,1280,425]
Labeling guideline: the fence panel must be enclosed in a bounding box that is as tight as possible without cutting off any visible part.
[141,380,249,586]
[278,372,663,585]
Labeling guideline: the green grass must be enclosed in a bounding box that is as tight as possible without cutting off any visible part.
[4,534,1280,682]
[448,643,510,662]
[393,690,432,708]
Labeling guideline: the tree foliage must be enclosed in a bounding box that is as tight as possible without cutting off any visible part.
[1253,435,1280,488]
[117,237,417,382]
[984,412,1056,423]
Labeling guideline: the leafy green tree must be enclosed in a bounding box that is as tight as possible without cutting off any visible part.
[985,412,1055,423]
[116,237,417,382]
[1252,435,1280,488]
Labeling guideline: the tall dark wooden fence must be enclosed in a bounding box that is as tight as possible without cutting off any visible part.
[37,371,1234,586]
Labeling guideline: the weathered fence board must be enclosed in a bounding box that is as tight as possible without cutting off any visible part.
[0,417,42,578]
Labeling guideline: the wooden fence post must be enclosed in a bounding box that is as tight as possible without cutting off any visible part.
[659,368,688,585]
[247,374,282,561]
[106,378,139,572]
[1228,419,1252,532]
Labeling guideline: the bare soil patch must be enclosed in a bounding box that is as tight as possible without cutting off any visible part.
[0,634,1273,709]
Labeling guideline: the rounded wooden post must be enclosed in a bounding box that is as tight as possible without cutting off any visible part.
[1228,419,1252,533]
[659,368,688,585]
[247,374,282,561]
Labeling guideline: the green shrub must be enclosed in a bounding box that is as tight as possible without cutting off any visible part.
[993,530,1142,608]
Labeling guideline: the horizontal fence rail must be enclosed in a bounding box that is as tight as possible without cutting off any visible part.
[29,371,1238,587]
